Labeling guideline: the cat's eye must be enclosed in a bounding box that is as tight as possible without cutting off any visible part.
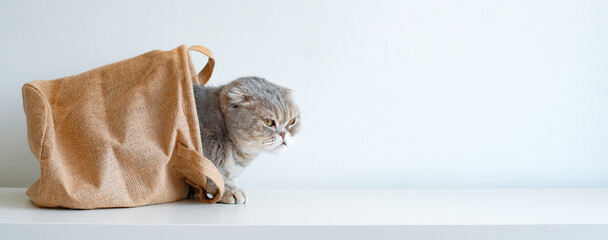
[263,118,275,127]
[287,118,296,125]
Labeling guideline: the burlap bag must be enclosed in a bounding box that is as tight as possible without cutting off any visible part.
[22,45,225,209]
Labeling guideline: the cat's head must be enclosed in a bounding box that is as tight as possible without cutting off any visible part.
[220,77,300,154]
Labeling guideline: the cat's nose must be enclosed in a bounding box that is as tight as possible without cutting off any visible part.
[280,132,286,139]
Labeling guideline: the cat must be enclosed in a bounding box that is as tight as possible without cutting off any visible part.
[193,76,300,204]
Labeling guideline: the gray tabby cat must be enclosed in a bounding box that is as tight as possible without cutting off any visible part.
[193,76,300,204]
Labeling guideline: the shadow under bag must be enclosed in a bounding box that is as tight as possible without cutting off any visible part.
[21,45,225,209]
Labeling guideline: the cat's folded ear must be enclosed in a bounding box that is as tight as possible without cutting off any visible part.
[220,84,251,111]
[283,88,294,96]
[226,88,249,103]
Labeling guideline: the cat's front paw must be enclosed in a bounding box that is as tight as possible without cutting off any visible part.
[205,183,219,196]
[219,188,247,204]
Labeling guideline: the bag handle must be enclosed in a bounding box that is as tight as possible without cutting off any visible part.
[177,143,225,203]
[188,45,215,85]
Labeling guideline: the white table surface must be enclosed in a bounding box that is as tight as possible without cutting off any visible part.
[1,187,608,240]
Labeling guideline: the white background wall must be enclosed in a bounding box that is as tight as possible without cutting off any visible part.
[1,0,607,188]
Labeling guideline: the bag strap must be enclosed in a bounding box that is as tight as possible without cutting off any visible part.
[188,45,215,85]
[177,143,225,203]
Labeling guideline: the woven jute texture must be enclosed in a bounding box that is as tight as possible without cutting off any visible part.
[22,45,225,209]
